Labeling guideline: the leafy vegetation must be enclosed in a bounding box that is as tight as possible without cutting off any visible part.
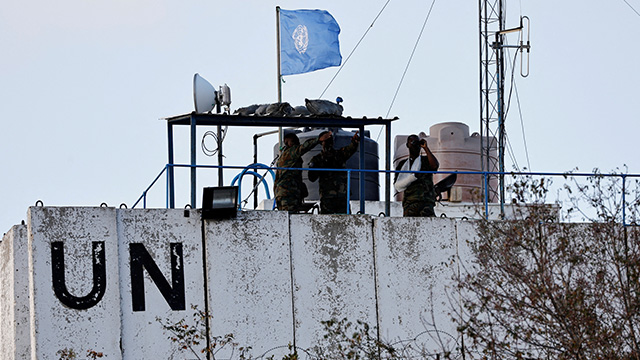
[456,172,640,359]
[56,348,104,360]
[157,308,454,359]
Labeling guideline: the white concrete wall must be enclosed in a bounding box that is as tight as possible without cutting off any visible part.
[28,207,122,360]
[205,210,294,359]
[290,214,377,349]
[117,208,205,359]
[3,206,479,359]
[1,225,31,360]
[375,217,460,351]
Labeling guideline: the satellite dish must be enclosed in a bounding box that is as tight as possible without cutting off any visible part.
[193,73,217,114]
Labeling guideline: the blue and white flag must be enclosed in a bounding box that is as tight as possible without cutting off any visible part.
[279,9,342,76]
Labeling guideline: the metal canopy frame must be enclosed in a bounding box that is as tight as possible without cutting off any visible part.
[165,112,398,215]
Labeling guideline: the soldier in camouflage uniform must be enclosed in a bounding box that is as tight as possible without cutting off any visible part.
[308,131,360,214]
[394,134,439,217]
[274,131,332,212]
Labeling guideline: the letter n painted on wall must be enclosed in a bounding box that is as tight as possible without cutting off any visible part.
[129,243,185,311]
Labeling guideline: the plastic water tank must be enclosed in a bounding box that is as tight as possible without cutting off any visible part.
[274,128,380,201]
[393,122,497,202]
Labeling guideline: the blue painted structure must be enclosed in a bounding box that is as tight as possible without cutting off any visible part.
[163,112,398,215]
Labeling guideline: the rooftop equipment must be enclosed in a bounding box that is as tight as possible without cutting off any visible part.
[202,186,239,219]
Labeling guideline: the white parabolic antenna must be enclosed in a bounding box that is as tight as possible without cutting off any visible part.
[193,73,217,113]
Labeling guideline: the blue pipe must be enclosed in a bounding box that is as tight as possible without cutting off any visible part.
[231,164,277,210]
[231,171,272,199]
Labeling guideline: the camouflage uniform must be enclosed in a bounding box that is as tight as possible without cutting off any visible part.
[274,138,319,211]
[308,140,358,214]
[395,156,438,217]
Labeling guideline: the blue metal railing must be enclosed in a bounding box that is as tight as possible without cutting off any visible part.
[133,164,640,226]
[132,166,168,209]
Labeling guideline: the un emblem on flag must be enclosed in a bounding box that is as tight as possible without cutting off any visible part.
[292,25,309,54]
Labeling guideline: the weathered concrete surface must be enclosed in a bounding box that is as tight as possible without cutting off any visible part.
[117,208,204,359]
[375,217,460,350]
[1,225,30,360]
[28,207,122,360]
[205,210,294,359]
[2,206,480,358]
[290,214,377,350]
[349,200,403,217]
[454,219,478,276]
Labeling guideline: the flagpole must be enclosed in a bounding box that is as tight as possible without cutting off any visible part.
[276,6,283,151]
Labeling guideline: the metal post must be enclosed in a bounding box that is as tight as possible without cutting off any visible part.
[622,174,627,226]
[484,172,489,219]
[385,122,392,216]
[347,169,352,214]
[276,6,284,151]
[359,125,365,214]
[167,122,175,209]
[496,31,506,218]
[190,114,197,208]
[253,134,259,209]
[217,127,223,186]
[276,6,282,102]
[217,103,223,187]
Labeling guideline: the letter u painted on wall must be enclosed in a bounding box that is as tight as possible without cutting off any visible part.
[50,242,185,311]
[51,241,107,310]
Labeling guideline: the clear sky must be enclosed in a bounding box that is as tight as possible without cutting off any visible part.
[2,0,639,232]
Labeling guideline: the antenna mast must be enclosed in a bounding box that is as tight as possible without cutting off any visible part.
[479,0,504,214]
[479,0,530,217]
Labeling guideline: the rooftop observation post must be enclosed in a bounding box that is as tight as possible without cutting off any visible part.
[164,112,398,215]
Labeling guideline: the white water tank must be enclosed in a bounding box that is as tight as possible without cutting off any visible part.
[393,122,498,202]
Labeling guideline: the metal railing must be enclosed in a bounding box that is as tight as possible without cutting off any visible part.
[133,164,640,226]
[132,166,168,209]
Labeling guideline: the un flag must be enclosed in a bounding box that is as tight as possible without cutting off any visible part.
[279,9,342,76]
